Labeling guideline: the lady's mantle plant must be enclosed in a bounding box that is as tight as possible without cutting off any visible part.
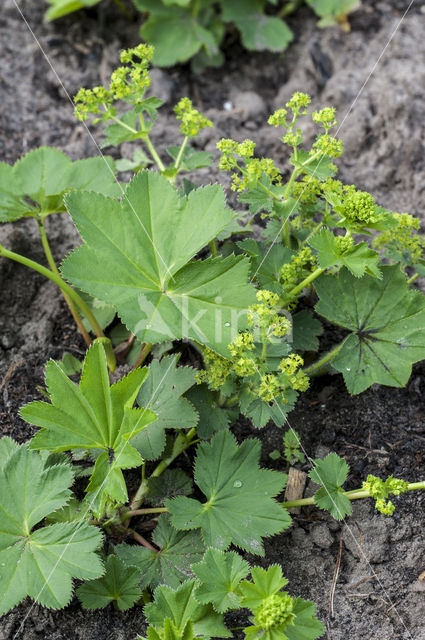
[1,44,425,637]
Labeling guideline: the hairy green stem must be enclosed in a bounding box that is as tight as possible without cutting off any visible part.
[174,136,189,170]
[209,239,218,257]
[37,219,92,348]
[138,113,166,172]
[407,272,420,285]
[282,480,425,509]
[128,427,198,512]
[303,341,345,377]
[0,245,116,370]
[287,266,325,299]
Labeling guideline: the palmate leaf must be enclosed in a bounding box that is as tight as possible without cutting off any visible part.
[309,453,351,520]
[0,147,119,222]
[167,431,290,554]
[62,171,256,356]
[314,265,425,393]
[185,384,229,440]
[145,579,231,638]
[21,340,156,507]
[192,549,250,613]
[221,0,293,52]
[146,469,193,505]
[133,355,198,460]
[0,443,103,615]
[77,555,142,610]
[309,228,381,278]
[116,514,204,589]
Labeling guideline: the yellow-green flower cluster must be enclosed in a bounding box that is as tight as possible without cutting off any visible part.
[279,354,309,392]
[286,92,311,115]
[257,374,282,403]
[312,107,338,131]
[174,97,212,138]
[281,247,316,289]
[341,187,379,225]
[282,130,303,148]
[313,133,343,158]
[248,290,291,338]
[254,593,295,631]
[74,44,154,121]
[268,108,288,127]
[195,348,232,390]
[336,233,354,253]
[291,175,322,206]
[373,212,424,262]
[217,138,256,170]
[362,474,409,516]
[228,332,257,377]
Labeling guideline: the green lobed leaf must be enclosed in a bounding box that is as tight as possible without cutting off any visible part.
[21,340,156,506]
[239,565,289,609]
[193,548,250,612]
[166,145,213,172]
[0,444,103,615]
[239,239,293,293]
[309,453,351,520]
[185,384,229,440]
[133,355,198,459]
[61,171,256,355]
[145,578,231,638]
[309,229,381,278]
[45,0,101,20]
[146,469,193,505]
[292,310,323,352]
[116,514,205,590]
[222,0,293,52]
[291,150,337,180]
[167,431,291,554]
[77,554,142,610]
[314,265,425,393]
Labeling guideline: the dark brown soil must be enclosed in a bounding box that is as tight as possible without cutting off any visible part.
[1,1,425,638]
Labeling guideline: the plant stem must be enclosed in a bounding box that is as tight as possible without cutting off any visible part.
[0,245,116,370]
[132,342,153,370]
[123,507,169,520]
[287,267,325,299]
[278,0,303,18]
[130,529,159,552]
[303,341,345,377]
[407,272,419,285]
[209,239,218,257]
[282,480,425,509]
[174,136,189,170]
[138,113,166,172]
[37,219,92,348]
[128,427,197,512]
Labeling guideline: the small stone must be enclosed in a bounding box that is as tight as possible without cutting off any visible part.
[148,68,174,104]
[310,523,334,549]
[231,90,266,119]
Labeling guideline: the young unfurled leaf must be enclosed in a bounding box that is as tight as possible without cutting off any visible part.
[309,453,351,520]
[167,431,290,554]
[0,443,103,615]
[21,340,156,507]
[45,0,101,20]
[240,566,324,640]
[62,171,256,355]
[133,355,198,460]
[77,555,142,610]
[309,228,381,278]
[144,579,231,638]
[192,548,250,612]
[116,514,204,589]
[146,469,193,505]
[0,148,119,222]
[314,265,425,393]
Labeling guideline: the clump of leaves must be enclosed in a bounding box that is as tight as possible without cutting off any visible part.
[270,429,306,465]
[45,1,360,69]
